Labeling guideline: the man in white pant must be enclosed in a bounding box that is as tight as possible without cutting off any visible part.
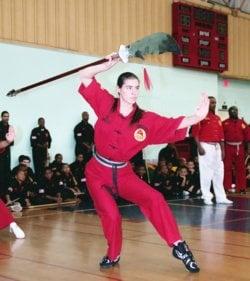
[192,97,232,205]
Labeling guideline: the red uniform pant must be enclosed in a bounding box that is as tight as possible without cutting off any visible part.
[0,199,14,229]
[85,158,181,260]
[224,143,246,191]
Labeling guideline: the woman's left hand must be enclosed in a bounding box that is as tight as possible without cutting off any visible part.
[5,126,15,143]
[194,93,209,122]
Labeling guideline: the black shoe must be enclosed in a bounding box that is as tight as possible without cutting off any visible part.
[99,256,120,268]
[172,241,200,273]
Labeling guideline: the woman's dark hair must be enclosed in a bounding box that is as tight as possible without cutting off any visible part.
[112,72,144,124]
[117,72,139,88]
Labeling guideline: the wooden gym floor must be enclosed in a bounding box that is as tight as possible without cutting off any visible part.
[0,192,250,281]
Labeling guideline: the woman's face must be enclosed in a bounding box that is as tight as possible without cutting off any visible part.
[118,78,140,105]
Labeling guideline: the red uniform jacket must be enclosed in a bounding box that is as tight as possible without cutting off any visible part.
[222,118,248,142]
[78,79,188,162]
[191,111,224,142]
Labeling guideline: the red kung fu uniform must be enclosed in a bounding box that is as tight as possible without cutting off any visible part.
[78,79,188,260]
[0,199,14,229]
[222,118,248,191]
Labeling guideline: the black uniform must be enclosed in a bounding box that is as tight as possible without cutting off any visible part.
[36,177,60,204]
[70,160,86,193]
[0,121,13,195]
[7,178,35,207]
[152,170,174,199]
[158,145,179,166]
[11,165,35,182]
[30,126,52,179]
[49,160,64,177]
[56,173,78,200]
[74,121,94,162]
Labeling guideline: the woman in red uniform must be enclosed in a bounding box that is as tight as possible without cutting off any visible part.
[78,55,209,273]
[0,126,25,239]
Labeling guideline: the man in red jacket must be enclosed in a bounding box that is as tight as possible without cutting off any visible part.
[223,106,249,194]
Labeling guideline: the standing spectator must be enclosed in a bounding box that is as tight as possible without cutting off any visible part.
[74,111,94,162]
[0,111,14,196]
[223,106,249,194]
[192,96,232,205]
[30,117,52,179]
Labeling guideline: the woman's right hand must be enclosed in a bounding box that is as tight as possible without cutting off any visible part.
[102,53,121,70]
[79,53,120,86]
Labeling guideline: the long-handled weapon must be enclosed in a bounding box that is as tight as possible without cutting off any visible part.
[6,32,180,97]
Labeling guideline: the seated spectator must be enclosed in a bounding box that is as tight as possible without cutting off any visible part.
[158,143,179,166]
[134,162,149,183]
[11,155,35,182]
[36,168,62,205]
[6,169,36,207]
[70,153,86,193]
[152,163,173,199]
[186,160,201,196]
[166,162,178,175]
[171,166,190,198]
[57,164,81,200]
[178,157,187,167]
[49,153,64,177]
[246,164,250,188]
[152,160,167,184]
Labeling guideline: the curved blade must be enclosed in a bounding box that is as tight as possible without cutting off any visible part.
[128,32,181,59]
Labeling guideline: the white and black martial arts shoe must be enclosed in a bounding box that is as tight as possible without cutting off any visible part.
[172,241,200,273]
[99,255,120,268]
[9,222,25,239]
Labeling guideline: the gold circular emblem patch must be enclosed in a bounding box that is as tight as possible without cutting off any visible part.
[134,128,146,142]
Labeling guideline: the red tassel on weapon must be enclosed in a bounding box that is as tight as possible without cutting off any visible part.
[143,67,152,91]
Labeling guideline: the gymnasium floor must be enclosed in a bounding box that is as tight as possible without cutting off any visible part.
[0,193,250,281]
